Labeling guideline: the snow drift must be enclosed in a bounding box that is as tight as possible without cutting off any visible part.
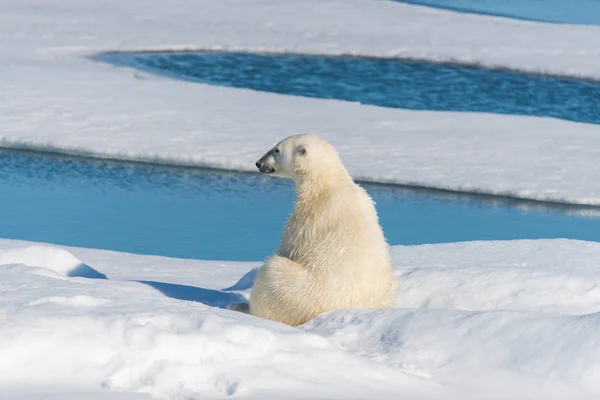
[2,238,600,399]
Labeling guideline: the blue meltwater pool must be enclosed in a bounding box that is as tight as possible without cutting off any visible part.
[1,150,599,261]
[392,0,600,25]
[96,51,600,125]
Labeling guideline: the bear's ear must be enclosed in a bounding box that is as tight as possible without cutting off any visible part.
[297,144,308,156]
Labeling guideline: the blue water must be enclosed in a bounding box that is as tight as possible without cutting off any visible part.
[97,52,600,125]
[394,0,600,25]
[1,150,599,261]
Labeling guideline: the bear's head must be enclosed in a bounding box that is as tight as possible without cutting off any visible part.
[255,133,345,180]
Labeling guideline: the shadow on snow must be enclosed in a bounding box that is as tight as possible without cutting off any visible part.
[72,261,252,309]
[138,280,247,308]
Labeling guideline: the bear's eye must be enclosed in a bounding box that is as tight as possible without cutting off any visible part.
[273,148,280,154]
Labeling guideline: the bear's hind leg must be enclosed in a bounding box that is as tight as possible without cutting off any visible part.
[249,255,314,326]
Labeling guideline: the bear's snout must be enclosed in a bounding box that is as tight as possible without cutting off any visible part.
[255,154,275,174]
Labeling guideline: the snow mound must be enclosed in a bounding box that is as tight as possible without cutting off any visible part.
[0,245,107,279]
[393,239,600,315]
[0,253,442,400]
[304,308,600,399]
[3,238,600,399]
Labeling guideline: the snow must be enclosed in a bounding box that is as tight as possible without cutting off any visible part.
[392,240,600,315]
[305,308,600,399]
[1,0,600,205]
[2,238,600,399]
[0,239,445,400]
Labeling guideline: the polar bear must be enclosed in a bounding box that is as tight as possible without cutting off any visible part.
[249,133,397,326]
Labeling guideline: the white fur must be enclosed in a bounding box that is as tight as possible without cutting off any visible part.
[250,134,398,326]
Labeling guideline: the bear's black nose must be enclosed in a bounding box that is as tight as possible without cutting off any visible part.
[255,161,262,169]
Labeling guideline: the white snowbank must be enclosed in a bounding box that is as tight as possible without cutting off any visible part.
[1,0,600,205]
[392,239,600,314]
[2,238,600,399]
[305,309,600,400]
[0,245,107,279]
[0,240,443,400]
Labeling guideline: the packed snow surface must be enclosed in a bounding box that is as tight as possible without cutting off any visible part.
[1,0,600,205]
[2,238,600,399]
